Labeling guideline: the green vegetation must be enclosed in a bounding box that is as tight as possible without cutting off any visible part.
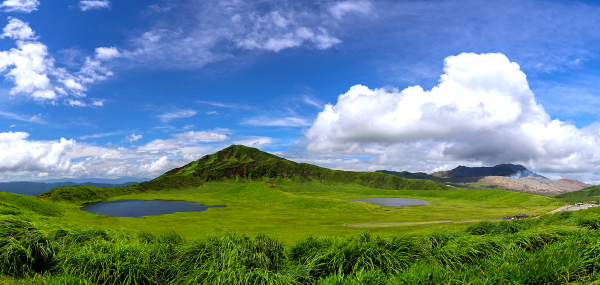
[555,185,600,204]
[30,181,561,242]
[152,145,449,191]
[0,146,586,283]
[3,202,600,284]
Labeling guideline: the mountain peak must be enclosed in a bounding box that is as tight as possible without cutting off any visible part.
[431,164,542,179]
[127,145,449,191]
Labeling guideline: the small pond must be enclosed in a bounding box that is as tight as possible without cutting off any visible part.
[345,198,432,207]
[80,200,225,218]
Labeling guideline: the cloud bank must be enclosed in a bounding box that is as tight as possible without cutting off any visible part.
[0,0,39,13]
[0,17,116,105]
[304,53,600,179]
[0,129,238,181]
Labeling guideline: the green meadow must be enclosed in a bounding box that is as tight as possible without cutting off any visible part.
[31,181,561,243]
[3,181,600,284]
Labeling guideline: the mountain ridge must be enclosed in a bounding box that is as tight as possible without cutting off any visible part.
[378,164,589,195]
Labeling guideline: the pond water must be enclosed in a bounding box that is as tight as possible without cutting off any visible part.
[80,200,225,218]
[345,198,432,207]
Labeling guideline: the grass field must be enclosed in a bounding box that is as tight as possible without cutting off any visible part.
[21,180,562,243]
[2,179,592,284]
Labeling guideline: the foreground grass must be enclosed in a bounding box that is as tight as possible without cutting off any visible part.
[3,207,600,284]
[38,181,562,242]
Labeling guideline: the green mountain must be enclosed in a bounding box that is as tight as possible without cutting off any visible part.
[39,145,449,203]
[143,145,448,191]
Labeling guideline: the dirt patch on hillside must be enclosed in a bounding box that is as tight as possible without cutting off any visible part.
[471,176,590,195]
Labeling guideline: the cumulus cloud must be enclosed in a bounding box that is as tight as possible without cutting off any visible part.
[157,109,197,122]
[0,0,39,13]
[0,17,116,104]
[95,46,120,60]
[304,52,600,179]
[0,129,233,181]
[0,132,74,173]
[79,0,110,12]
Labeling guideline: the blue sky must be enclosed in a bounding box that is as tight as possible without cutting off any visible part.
[2,0,600,182]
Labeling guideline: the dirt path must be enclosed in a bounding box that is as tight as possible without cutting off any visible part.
[548,205,571,214]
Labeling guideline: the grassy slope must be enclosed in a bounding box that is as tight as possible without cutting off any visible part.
[153,144,449,191]
[554,185,600,204]
[37,145,449,205]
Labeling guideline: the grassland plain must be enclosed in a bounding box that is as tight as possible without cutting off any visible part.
[23,180,561,243]
[2,194,600,284]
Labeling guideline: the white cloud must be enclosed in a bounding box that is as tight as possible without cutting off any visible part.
[157,109,197,122]
[78,132,120,140]
[0,0,39,13]
[95,47,120,60]
[0,129,233,181]
[234,13,341,52]
[0,132,74,172]
[304,52,600,179]
[125,133,142,143]
[0,110,43,123]
[1,17,33,40]
[233,136,275,148]
[328,1,374,20]
[171,130,230,142]
[244,116,311,127]
[79,0,110,12]
[0,17,115,105]
[120,1,366,69]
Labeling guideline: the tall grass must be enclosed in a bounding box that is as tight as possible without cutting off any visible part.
[5,207,600,284]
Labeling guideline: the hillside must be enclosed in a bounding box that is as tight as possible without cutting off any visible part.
[554,185,600,203]
[39,145,449,202]
[375,170,443,182]
[146,145,448,191]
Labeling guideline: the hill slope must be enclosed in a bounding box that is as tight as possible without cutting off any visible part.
[554,185,600,203]
[40,145,450,202]
[147,145,449,191]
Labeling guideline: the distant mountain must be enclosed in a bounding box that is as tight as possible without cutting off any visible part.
[379,164,590,195]
[430,164,545,179]
[37,177,149,184]
[0,181,137,196]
